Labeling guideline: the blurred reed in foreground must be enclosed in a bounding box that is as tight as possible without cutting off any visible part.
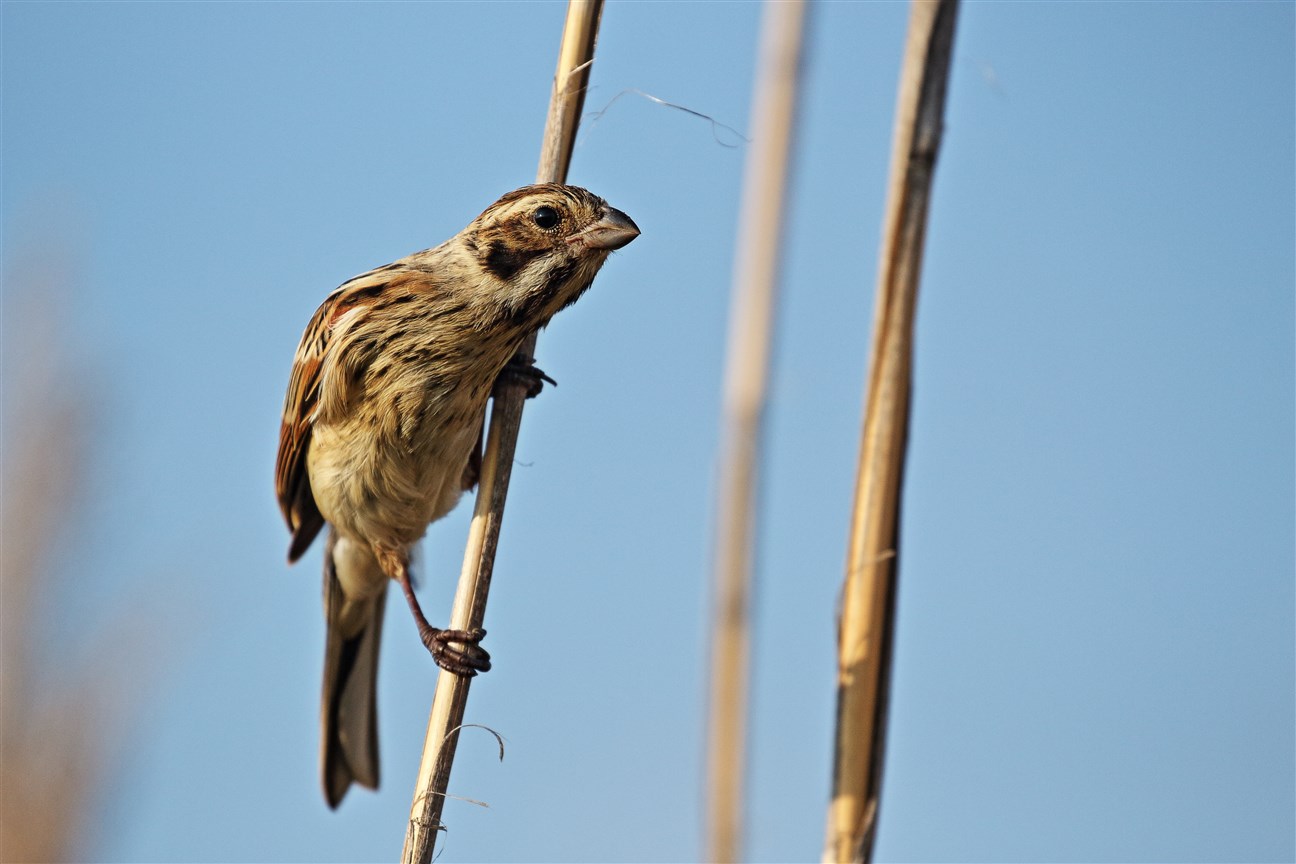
[0,247,135,862]
[706,1,810,861]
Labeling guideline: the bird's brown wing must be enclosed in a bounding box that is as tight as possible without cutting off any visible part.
[276,272,390,562]
[277,298,332,562]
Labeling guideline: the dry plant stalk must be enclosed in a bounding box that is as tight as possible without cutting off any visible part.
[823,2,959,862]
[0,256,118,863]
[705,2,810,862]
[1,343,92,864]
[400,2,604,862]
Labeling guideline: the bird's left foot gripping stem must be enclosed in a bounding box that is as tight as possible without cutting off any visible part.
[494,353,556,399]
[384,549,492,677]
[422,626,491,677]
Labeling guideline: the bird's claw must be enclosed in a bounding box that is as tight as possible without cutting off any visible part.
[423,626,492,677]
[495,355,556,399]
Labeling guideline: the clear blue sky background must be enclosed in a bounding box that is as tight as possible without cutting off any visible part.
[3,2,1292,862]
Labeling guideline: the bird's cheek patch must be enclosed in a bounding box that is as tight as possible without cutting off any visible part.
[483,241,544,282]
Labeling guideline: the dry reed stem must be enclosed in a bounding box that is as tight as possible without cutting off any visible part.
[705,2,810,862]
[822,2,959,863]
[400,3,603,862]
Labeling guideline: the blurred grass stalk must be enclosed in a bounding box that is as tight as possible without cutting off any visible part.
[0,253,110,863]
[822,2,959,862]
[0,347,91,864]
[705,2,810,862]
[399,2,603,862]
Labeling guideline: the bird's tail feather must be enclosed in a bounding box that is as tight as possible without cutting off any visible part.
[320,530,386,809]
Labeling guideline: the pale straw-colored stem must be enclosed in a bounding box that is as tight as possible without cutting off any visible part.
[705,2,810,862]
[400,4,603,862]
[822,2,959,863]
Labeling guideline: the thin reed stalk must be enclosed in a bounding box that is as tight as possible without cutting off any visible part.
[400,3,603,862]
[822,2,959,863]
[705,2,810,862]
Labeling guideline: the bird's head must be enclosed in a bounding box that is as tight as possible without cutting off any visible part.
[461,184,639,329]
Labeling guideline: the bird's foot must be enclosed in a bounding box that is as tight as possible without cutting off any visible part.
[494,354,556,399]
[421,626,492,677]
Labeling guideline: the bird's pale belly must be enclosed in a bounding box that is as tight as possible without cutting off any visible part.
[306,405,481,551]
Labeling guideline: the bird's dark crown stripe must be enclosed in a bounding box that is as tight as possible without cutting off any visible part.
[482,184,601,218]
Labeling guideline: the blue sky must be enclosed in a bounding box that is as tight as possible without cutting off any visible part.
[2,2,1292,862]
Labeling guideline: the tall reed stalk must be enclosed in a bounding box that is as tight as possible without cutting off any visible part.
[823,2,959,862]
[705,2,810,861]
[400,3,603,861]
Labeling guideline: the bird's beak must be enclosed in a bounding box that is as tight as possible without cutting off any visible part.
[570,207,640,251]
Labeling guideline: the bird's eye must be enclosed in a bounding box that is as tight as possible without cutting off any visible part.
[532,206,560,230]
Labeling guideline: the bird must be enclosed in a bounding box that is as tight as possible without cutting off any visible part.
[274,184,639,808]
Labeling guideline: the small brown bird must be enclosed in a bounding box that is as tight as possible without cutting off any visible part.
[275,184,638,807]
